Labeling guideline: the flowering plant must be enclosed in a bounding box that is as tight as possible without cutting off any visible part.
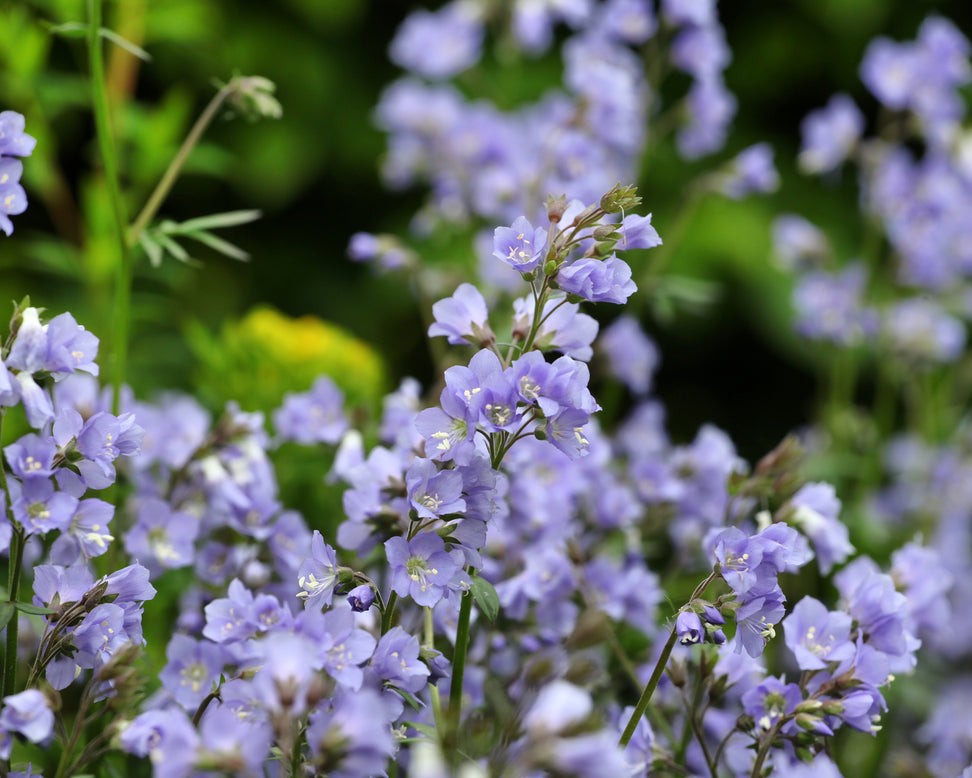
[0,1,970,777]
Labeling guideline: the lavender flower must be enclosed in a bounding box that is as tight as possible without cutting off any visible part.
[428,282,493,346]
[798,93,864,175]
[296,530,339,610]
[556,255,637,304]
[493,215,548,273]
[273,375,348,445]
[385,532,459,607]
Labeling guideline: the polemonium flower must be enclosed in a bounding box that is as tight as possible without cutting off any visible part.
[597,316,659,396]
[733,584,786,657]
[273,375,347,445]
[76,411,144,485]
[6,307,47,373]
[124,497,200,573]
[0,157,27,236]
[389,2,484,80]
[662,0,717,27]
[771,214,829,271]
[719,143,779,199]
[44,312,99,377]
[741,676,802,734]
[513,294,599,360]
[9,476,77,535]
[792,263,877,346]
[428,282,493,346]
[296,530,339,610]
[4,433,56,479]
[121,708,200,778]
[798,93,864,175]
[522,680,592,735]
[676,611,704,644]
[677,78,737,159]
[602,0,657,44]
[782,596,855,671]
[303,605,376,691]
[406,457,466,520]
[250,630,322,715]
[197,705,272,776]
[0,111,37,157]
[305,688,397,776]
[159,634,227,711]
[671,24,730,81]
[883,297,966,365]
[788,482,853,575]
[346,584,375,612]
[371,626,430,693]
[891,541,952,637]
[557,255,637,304]
[0,690,53,744]
[493,215,548,273]
[386,532,459,607]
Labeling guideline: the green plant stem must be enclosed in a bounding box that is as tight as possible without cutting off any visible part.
[750,718,784,778]
[87,0,132,416]
[0,411,21,701]
[447,585,473,753]
[424,607,445,736]
[381,591,398,634]
[127,80,235,246]
[619,572,717,747]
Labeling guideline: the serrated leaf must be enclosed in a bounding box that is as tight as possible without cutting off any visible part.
[0,603,14,630]
[184,230,250,262]
[13,602,57,616]
[403,721,438,740]
[470,576,500,623]
[177,210,262,232]
[99,28,151,62]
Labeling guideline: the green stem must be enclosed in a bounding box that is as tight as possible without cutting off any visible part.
[87,0,132,416]
[447,585,473,753]
[381,591,398,635]
[0,411,20,702]
[750,718,784,778]
[424,607,445,737]
[618,572,717,747]
[127,80,235,246]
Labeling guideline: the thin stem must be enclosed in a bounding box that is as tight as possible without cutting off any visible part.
[681,663,718,778]
[2,526,24,700]
[750,718,784,778]
[127,81,235,246]
[381,591,398,635]
[87,0,132,416]
[424,607,445,737]
[619,572,717,747]
[447,584,473,754]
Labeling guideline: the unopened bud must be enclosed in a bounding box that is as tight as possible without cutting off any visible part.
[546,194,567,223]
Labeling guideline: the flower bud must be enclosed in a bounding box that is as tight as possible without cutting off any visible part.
[347,584,375,612]
[546,194,567,223]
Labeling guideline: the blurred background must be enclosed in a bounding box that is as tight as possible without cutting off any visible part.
[1,0,970,462]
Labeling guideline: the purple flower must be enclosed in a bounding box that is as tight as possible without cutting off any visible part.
[76,411,144,486]
[557,255,637,304]
[741,676,802,734]
[121,708,200,778]
[788,482,853,575]
[719,143,779,199]
[315,605,377,690]
[406,457,466,519]
[798,94,864,175]
[159,634,227,711]
[771,214,829,271]
[389,3,484,80]
[493,215,548,273]
[0,690,53,744]
[197,705,272,776]
[385,532,459,607]
[4,433,56,479]
[617,212,662,251]
[733,584,786,657]
[523,680,592,735]
[250,630,322,714]
[792,263,878,346]
[883,297,966,365]
[371,626,430,693]
[273,375,347,445]
[428,283,493,346]
[305,688,397,775]
[677,77,737,159]
[782,596,855,671]
[676,610,704,644]
[296,530,339,610]
[597,316,659,396]
[9,476,77,535]
[346,584,375,612]
[45,312,99,377]
[0,157,28,236]
[513,294,599,361]
[0,112,37,157]
[124,497,200,573]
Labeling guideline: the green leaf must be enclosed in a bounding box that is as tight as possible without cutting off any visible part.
[13,602,58,616]
[176,210,262,232]
[0,603,14,630]
[391,687,422,712]
[183,230,250,262]
[402,721,438,740]
[139,233,164,268]
[470,576,500,623]
[99,28,152,62]
[44,21,88,38]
